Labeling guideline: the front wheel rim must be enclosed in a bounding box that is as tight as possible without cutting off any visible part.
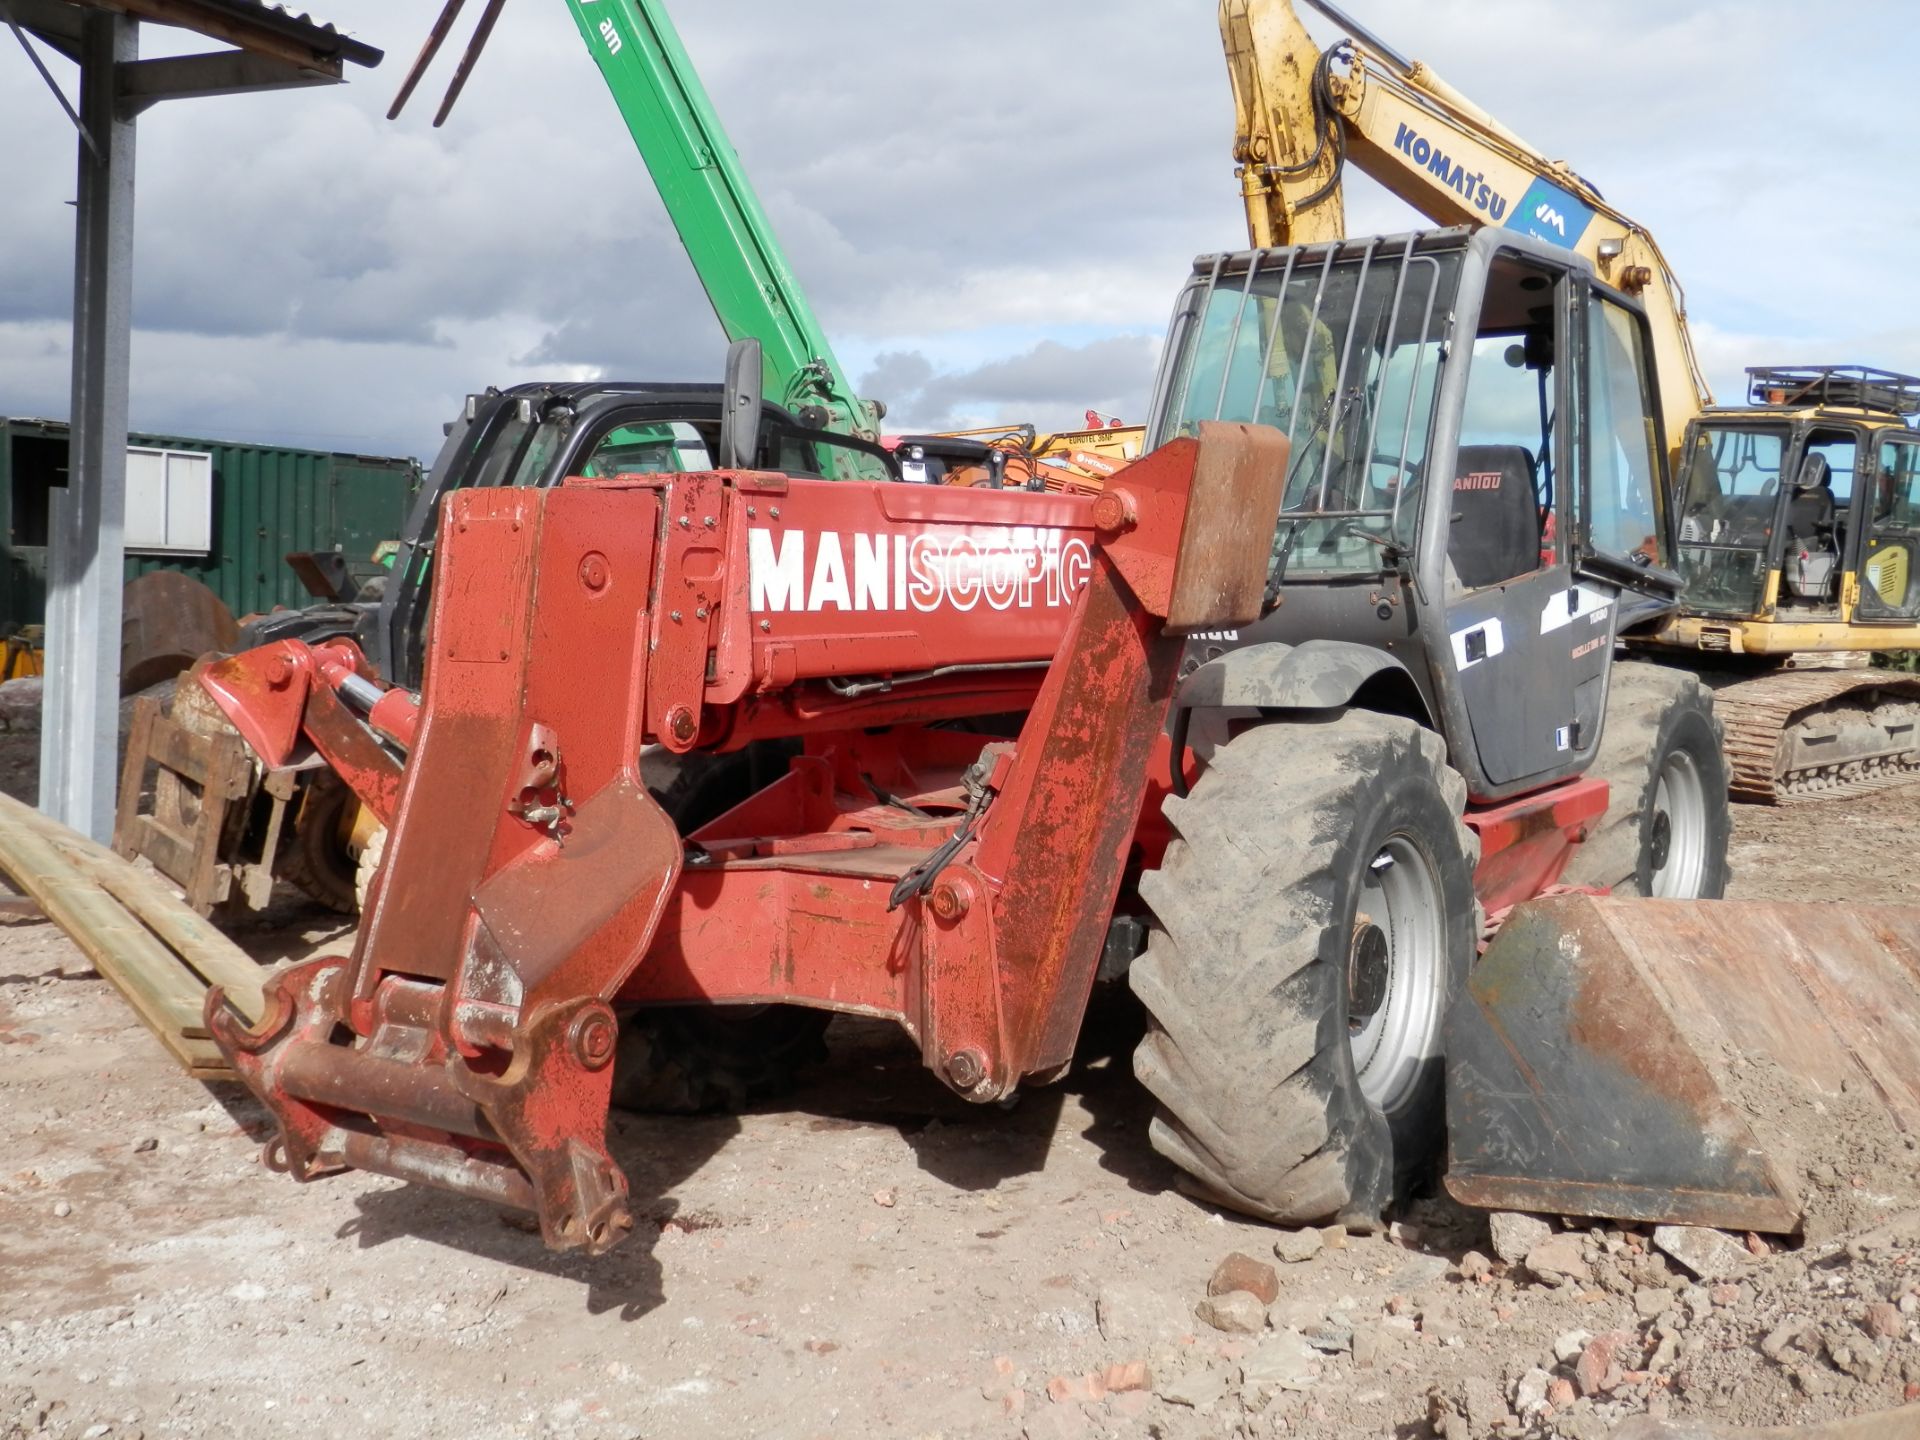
[1647,749,1709,898]
[1348,835,1447,1116]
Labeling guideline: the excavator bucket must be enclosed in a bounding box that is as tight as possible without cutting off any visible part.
[1446,894,1920,1235]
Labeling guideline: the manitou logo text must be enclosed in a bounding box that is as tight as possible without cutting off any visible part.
[748,528,1094,614]
[1391,123,1510,222]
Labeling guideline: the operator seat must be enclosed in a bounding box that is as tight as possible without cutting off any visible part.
[1449,444,1543,589]
[1786,455,1836,548]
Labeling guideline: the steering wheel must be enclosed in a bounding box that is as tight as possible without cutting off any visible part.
[1369,452,1421,480]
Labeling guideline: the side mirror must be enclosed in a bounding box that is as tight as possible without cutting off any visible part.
[717,338,763,470]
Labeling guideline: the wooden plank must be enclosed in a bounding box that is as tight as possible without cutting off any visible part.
[24,810,265,1020]
[114,695,159,858]
[24,849,224,1065]
[0,793,267,1080]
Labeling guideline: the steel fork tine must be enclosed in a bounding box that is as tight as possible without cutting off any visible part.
[432,0,510,128]
[387,0,469,121]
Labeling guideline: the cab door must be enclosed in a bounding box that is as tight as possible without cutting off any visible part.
[1856,432,1920,621]
[1443,251,1597,791]
[1560,278,1684,752]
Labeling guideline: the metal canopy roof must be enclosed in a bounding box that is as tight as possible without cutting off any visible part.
[5,0,383,843]
[3,0,381,111]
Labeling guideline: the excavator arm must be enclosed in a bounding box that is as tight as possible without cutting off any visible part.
[1223,0,1713,459]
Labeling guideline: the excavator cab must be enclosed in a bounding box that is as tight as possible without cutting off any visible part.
[1673,372,1920,629]
[1656,367,1920,799]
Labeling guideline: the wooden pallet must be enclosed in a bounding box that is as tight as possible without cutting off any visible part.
[114,694,279,916]
[0,793,264,1079]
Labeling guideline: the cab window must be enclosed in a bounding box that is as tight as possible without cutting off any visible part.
[1580,297,1664,567]
[1445,253,1561,590]
[581,422,711,477]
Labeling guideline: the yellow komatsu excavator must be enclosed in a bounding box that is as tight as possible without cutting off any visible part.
[1222,0,1920,802]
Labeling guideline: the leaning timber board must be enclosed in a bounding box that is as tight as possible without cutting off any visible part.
[0,792,266,1080]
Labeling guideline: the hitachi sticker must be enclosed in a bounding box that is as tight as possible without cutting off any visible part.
[748,527,1093,615]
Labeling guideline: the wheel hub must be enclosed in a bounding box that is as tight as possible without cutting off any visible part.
[1648,749,1710,898]
[1349,835,1448,1117]
[1348,918,1391,1022]
[1647,807,1672,872]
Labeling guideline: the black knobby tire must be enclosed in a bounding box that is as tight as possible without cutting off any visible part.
[610,1008,832,1115]
[279,774,360,914]
[1130,713,1479,1230]
[610,744,828,1116]
[1558,661,1731,899]
[353,822,387,914]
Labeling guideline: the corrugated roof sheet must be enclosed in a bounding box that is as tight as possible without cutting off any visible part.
[180,0,383,67]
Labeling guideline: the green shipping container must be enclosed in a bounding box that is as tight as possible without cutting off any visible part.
[0,417,421,624]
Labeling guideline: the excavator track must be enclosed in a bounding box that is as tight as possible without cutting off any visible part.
[1706,667,1920,803]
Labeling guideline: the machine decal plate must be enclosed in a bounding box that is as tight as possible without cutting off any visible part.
[748,526,1093,616]
[1507,177,1597,250]
[1540,583,1615,634]
[1450,616,1505,671]
[1389,122,1512,223]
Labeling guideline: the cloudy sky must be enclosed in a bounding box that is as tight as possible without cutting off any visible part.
[2,1,1916,462]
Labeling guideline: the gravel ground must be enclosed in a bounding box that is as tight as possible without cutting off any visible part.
[3,768,1920,1439]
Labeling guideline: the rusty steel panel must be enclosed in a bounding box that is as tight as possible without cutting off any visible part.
[207,432,1236,1251]
[1165,421,1290,631]
[1447,893,1920,1233]
[118,570,238,694]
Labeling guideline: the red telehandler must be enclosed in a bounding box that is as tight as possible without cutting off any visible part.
[184,217,1920,1253]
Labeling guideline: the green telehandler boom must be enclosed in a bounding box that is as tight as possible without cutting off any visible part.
[391,0,885,477]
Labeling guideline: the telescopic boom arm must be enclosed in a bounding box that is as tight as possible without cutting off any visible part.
[392,0,884,472]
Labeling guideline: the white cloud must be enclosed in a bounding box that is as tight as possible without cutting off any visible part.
[1,0,1914,463]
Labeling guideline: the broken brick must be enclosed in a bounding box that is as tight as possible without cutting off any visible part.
[1207,1252,1280,1305]
[1576,1331,1631,1397]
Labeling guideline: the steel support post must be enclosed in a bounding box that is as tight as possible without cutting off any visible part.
[40,11,137,842]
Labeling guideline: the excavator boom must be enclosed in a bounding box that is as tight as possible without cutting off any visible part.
[1223,0,1712,460]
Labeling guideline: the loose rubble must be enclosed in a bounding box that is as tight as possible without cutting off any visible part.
[6,789,1920,1438]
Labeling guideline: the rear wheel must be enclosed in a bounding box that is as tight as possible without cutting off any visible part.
[278,774,359,914]
[1130,713,1478,1229]
[610,1007,831,1115]
[1560,662,1730,898]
